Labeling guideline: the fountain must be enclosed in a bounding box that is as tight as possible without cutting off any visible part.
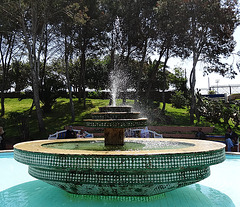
[14,68,225,196]
[14,104,225,196]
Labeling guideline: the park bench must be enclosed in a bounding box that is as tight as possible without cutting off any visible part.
[126,128,163,138]
[48,129,93,140]
[148,126,239,152]
[65,125,239,152]
[70,126,214,139]
[68,126,163,138]
[65,126,104,137]
[147,126,214,139]
[205,135,239,152]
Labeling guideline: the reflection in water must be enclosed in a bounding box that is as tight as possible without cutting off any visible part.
[0,181,235,207]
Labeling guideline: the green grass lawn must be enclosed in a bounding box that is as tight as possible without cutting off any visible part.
[162,103,190,126]
[1,98,136,142]
[4,98,33,113]
[0,98,222,143]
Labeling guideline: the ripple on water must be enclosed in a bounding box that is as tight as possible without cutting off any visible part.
[42,140,194,151]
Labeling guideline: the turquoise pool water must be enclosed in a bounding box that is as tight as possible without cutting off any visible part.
[0,153,239,207]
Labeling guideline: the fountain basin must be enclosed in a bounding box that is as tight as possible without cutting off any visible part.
[14,138,225,196]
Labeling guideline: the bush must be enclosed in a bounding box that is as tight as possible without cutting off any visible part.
[170,91,188,109]
[87,91,102,99]
[195,93,240,128]
[8,112,30,141]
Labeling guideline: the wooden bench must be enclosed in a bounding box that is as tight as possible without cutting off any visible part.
[148,126,214,139]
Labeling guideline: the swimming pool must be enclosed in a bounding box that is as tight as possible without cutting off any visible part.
[0,152,239,207]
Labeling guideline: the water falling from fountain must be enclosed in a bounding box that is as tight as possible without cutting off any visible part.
[110,70,119,106]
[109,67,130,106]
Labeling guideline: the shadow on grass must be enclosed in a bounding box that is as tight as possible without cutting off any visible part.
[166,111,191,126]
[5,99,108,142]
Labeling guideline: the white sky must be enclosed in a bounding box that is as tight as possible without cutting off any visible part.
[166,26,240,94]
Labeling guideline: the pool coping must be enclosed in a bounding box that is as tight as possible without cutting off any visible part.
[1,149,240,155]
[13,138,226,155]
[0,150,14,153]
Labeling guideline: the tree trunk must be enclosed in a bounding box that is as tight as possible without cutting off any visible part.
[20,0,45,132]
[0,93,5,117]
[0,34,15,116]
[80,43,87,109]
[32,62,45,132]
[40,25,48,87]
[0,61,5,116]
[161,49,170,113]
[189,10,198,125]
[189,53,198,124]
[65,36,75,122]
[135,39,148,104]
[145,43,166,103]
[145,55,161,103]
[66,67,75,122]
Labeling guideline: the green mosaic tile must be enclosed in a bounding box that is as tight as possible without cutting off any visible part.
[14,148,225,172]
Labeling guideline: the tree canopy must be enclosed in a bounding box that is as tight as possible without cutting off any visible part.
[0,0,239,130]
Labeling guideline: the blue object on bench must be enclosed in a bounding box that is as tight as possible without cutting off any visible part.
[206,135,239,152]
[58,132,67,139]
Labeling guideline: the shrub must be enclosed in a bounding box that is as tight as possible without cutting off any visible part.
[170,91,188,109]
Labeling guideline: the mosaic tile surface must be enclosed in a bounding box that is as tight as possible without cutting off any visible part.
[14,138,225,196]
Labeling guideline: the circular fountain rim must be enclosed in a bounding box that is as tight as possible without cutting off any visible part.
[14,138,225,156]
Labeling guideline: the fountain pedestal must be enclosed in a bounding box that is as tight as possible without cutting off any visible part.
[104,128,125,145]
[84,106,147,146]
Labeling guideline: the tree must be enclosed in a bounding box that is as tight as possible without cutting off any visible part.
[147,0,189,110]
[1,0,65,131]
[112,0,157,104]
[59,1,88,122]
[195,92,240,128]
[85,57,109,90]
[169,67,188,93]
[71,0,107,107]
[9,60,31,92]
[39,68,65,113]
[183,0,239,124]
[0,1,21,116]
[17,0,48,131]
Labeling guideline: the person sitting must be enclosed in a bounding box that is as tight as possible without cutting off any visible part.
[125,128,132,137]
[141,127,149,138]
[225,126,238,152]
[65,126,77,138]
[77,128,86,138]
[0,126,6,150]
[195,128,206,140]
